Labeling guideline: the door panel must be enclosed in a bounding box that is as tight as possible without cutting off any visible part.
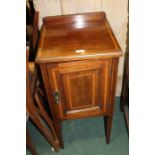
[62,69,100,111]
[47,59,112,120]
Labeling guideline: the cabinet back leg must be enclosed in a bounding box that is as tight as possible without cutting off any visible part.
[104,115,113,144]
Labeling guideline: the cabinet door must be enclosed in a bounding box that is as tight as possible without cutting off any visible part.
[47,59,112,120]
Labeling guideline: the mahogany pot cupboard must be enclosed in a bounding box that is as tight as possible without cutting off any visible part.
[35,12,122,148]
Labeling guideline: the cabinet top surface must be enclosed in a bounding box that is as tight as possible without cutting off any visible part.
[36,12,122,63]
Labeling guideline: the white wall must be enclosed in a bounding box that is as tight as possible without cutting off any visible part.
[33,0,128,96]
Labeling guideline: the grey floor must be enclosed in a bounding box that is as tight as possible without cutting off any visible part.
[26,97,129,155]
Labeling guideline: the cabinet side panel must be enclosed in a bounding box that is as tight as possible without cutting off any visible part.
[109,58,119,114]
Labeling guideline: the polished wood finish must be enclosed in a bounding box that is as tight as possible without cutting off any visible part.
[46,59,112,120]
[36,12,122,147]
[36,12,121,63]
[43,12,106,25]
[26,47,60,152]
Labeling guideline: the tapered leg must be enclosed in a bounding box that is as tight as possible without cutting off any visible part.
[53,121,64,148]
[29,113,60,151]
[104,115,113,144]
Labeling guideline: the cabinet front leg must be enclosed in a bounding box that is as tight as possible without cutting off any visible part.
[54,121,64,148]
[104,115,113,144]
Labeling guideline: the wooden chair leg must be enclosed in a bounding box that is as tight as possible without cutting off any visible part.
[35,91,58,141]
[27,46,61,152]
[26,129,38,155]
[29,112,60,152]
[35,88,64,149]
[104,115,113,144]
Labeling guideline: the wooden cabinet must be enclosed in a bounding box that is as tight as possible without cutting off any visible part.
[36,12,122,148]
[47,59,112,120]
